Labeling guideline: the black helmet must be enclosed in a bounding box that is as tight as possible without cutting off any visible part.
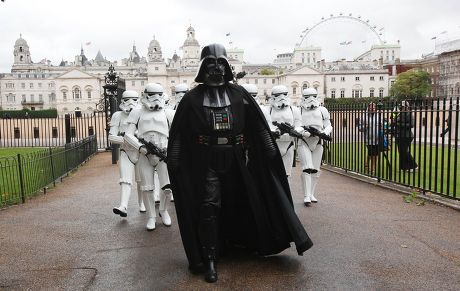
[195,43,233,85]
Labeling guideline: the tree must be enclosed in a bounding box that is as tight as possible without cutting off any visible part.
[260,68,275,75]
[390,69,432,100]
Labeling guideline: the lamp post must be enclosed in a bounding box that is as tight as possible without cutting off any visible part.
[103,64,120,164]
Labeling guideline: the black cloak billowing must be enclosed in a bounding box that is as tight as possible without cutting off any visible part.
[167,83,313,269]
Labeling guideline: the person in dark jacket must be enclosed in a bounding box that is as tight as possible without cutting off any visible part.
[393,100,417,171]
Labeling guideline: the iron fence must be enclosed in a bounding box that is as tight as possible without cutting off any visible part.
[0,112,108,150]
[324,97,459,199]
[0,135,98,208]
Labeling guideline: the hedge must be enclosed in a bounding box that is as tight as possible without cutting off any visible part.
[0,109,58,119]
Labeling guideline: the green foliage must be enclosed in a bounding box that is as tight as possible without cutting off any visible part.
[390,69,432,100]
[260,68,276,75]
[325,96,390,106]
[0,108,58,119]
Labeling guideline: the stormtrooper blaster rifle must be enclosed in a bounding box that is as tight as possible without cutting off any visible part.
[137,137,168,163]
[272,121,308,144]
[302,126,332,142]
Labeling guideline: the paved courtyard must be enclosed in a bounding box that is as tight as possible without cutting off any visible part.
[1,152,459,290]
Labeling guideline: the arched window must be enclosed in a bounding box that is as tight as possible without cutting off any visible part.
[72,86,81,99]
[19,47,23,52]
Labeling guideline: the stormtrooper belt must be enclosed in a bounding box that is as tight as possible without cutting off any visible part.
[197,134,244,146]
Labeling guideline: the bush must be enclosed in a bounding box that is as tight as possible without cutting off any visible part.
[0,109,58,119]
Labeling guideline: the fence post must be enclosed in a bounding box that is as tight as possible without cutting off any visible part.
[65,114,71,144]
[49,147,56,187]
[17,154,26,203]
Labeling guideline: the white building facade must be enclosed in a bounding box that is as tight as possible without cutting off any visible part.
[1,27,398,114]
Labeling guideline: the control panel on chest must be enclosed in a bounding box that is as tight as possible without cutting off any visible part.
[204,106,233,131]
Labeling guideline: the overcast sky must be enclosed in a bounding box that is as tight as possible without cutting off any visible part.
[1,0,459,72]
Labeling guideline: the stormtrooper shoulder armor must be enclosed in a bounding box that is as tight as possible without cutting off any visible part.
[110,111,122,127]
[126,108,142,126]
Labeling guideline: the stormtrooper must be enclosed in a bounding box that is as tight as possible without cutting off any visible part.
[124,83,174,230]
[109,90,146,217]
[240,83,272,124]
[297,88,332,205]
[173,83,189,110]
[268,85,302,177]
[168,44,312,283]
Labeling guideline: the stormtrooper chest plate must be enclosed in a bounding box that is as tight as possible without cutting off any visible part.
[302,108,323,130]
[118,113,130,134]
[137,109,169,139]
[271,107,294,125]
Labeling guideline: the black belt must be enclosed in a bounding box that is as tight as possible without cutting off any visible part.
[197,134,244,146]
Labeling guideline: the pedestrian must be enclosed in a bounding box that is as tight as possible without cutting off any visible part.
[393,100,417,171]
[359,102,380,174]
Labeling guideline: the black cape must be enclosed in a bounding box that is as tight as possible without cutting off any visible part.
[167,83,313,269]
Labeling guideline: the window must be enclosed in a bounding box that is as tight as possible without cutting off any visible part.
[39,94,43,102]
[63,91,67,100]
[379,88,384,97]
[340,89,345,98]
[49,93,56,102]
[14,127,20,139]
[331,90,336,99]
[370,76,375,81]
[272,79,275,84]
[87,91,91,99]
[30,94,35,102]
[38,83,42,88]
[72,87,81,99]
[52,127,58,138]
[331,77,336,82]
[141,81,145,86]
[370,89,375,97]
[22,94,26,102]
[155,67,159,71]
[21,83,25,89]
[293,87,297,95]
[355,76,360,81]
[30,83,34,89]
[341,77,345,82]
[263,79,267,84]
[33,127,39,139]
[171,80,176,83]
[379,76,384,81]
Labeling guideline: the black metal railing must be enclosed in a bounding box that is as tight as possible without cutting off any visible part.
[0,135,98,208]
[0,112,108,150]
[323,97,459,199]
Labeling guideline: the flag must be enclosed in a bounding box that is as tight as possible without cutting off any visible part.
[225,33,230,36]
[346,41,352,45]
[431,36,437,40]
[339,41,347,45]
[85,41,91,46]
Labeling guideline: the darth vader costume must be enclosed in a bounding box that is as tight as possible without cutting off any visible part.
[167,44,313,283]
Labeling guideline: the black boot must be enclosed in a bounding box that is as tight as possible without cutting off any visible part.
[204,258,218,283]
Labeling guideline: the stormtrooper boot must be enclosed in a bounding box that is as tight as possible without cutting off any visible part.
[142,190,156,230]
[301,172,312,206]
[310,173,320,203]
[113,183,130,217]
[159,188,172,226]
[137,188,146,212]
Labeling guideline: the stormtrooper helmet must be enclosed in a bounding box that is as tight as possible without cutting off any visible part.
[301,87,319,110]
[119,90,139,113]
[141,83,165,111]
[241,83,258,99]
[270,85,290,110]
[174,83,189,104]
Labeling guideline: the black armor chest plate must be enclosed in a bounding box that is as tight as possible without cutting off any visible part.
[203,87,233,132]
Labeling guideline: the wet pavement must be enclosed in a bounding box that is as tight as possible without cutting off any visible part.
[1,152,459,290]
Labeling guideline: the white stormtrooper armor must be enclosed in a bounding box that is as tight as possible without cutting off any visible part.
[173,83,189,109]
[109,90,146,217]
[269,85,302,177]
[124,83,174,230]
[297,88,332,205]
[241,84,272,125]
